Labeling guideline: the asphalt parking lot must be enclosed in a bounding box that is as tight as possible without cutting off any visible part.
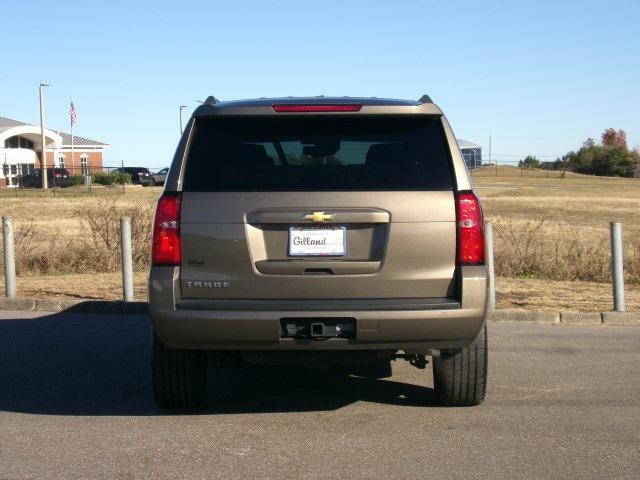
[0,311,638,479]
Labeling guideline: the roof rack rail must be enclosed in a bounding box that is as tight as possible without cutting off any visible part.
[418,95,432,104]
[204,96,220,105]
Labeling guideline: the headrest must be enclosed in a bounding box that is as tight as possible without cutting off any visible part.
[234,144,274,168]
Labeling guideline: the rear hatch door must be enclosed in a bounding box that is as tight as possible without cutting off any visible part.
[179,115,457,300]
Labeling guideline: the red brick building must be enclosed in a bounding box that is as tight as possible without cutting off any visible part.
[0,115,108,187]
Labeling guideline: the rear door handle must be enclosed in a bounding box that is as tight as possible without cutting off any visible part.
[247,209,390,224]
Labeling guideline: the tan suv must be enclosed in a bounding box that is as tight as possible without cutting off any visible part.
[150,96,488,409]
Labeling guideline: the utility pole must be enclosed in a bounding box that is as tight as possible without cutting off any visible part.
[39,83,50,189]
[179,105,187,134]
[489,135,496,177]
[121,159,126,194]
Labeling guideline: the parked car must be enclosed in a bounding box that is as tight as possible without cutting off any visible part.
[113,167,154,186]
[151,168,168,186]
[149,95,488,409]
[18,168,72,188]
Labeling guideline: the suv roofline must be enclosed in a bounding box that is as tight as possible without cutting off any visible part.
[192,95,443,117]
[167,96,472,192]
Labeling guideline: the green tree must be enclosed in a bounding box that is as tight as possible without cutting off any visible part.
[563,128,639,178]
[518,155,541,169]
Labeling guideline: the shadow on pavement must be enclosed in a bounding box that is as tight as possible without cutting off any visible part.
[0,309,436,416]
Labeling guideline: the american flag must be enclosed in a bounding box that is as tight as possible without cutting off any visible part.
[69,99,77,126]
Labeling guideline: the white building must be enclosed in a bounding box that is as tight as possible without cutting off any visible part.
[0,115,108,187]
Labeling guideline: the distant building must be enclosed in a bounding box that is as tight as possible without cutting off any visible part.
[0,115,108,187]
[457,139,482,169]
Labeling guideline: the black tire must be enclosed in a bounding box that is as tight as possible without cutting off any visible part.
[152,332,207,409]
[433,323,487,406]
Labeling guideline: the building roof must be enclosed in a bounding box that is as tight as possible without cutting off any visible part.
[57,131,107,147]
[0,116,30,129]
[457,139,481,149]
[0,115,108,146]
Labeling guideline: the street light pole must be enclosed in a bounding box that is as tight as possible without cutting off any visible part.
[179,105,187,134]
[39,83,50,189]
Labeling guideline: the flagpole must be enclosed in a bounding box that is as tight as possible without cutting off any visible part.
[71,121,74,174]
[70,99,75,175]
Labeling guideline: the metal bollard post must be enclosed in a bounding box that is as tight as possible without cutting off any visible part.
[120,217,134,302]
[610,222,625,312]
[2,216,17,298]
[485,221,496,310]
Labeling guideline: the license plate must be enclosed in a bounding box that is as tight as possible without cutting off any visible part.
[288,226,346,256]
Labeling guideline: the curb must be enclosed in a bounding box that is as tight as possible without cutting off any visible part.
[0,298,638,325]
[490,309,639,325]
[561,312,603,325]
[489,310,559,324]
[601,312,640,326]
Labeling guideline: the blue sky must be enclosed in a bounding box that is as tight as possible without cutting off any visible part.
[1,0,639,169]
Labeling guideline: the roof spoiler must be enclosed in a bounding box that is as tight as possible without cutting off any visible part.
[204,96,220,105]
[418,95,433,104]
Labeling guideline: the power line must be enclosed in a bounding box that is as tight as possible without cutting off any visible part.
[489,153,563,159]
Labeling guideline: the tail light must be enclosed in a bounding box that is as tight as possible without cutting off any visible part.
[272,104,362,113]
[455,191,485,265]
[152,192,182,266]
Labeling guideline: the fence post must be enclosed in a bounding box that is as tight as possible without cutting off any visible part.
[485,221,496,310]
[86,166,92,193]
[121,160,126,193]
[2,216,17,298]
[120,217,134,302]
[610,222,625,312]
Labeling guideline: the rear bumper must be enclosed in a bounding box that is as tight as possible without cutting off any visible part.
[53,179,72,188]
[149,266,488,351]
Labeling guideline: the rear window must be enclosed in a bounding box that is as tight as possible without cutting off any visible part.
[183,116,453,191]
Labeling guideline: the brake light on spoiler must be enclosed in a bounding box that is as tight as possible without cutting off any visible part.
[272,104,362,113]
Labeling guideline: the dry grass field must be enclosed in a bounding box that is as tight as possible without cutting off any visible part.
[473,166,640,229]
[1,166,639,311]
[473,167,640,286]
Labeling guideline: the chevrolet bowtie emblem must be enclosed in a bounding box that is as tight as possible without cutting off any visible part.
[302,211,335,222]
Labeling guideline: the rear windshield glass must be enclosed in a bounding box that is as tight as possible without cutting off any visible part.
[183,116,453,191]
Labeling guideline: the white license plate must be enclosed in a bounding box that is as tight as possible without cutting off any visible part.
[288,226,346,256]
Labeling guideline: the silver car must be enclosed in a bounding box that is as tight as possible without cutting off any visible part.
[151,168,168,186]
